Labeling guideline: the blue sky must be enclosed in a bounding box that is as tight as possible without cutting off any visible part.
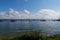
[0,0,60,12]
[0,0,60,19]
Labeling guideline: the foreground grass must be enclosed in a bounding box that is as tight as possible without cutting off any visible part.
[0,30,60,40]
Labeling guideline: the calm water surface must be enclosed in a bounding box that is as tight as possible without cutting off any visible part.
[0,21,60,37]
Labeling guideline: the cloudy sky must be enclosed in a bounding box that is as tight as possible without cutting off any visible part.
[0,0,60,19]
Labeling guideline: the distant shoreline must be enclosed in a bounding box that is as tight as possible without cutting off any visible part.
[0,19,60,21]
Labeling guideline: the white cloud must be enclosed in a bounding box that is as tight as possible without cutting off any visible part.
[37,9,60,19]
[9,8,21,19]
[0,8,60,19]
[0,12,8,19]
[23,9,30,14]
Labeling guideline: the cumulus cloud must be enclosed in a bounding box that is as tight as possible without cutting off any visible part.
[23,9,30,14]
[0,12,9,19]
[37,9,60,19]
[9,8,21,19]
[0,8,60,19]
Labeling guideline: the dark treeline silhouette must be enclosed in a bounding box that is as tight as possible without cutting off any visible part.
[0,19,60,22]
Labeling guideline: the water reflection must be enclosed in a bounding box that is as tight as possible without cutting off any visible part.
[0,21,60,37]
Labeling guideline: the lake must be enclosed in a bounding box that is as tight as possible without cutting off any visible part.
[0,20,60,37]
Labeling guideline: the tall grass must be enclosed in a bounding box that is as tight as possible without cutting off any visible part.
[0,30,60,40]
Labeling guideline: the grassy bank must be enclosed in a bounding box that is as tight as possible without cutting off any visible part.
[0,30,60,40]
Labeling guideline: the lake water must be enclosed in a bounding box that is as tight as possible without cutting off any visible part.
[0,21,60,37]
